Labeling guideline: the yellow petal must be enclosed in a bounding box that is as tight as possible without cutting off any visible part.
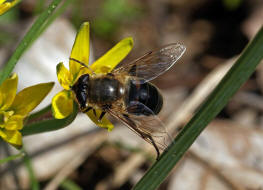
[52,90,73,119]
[69,22,90,79]
[0,73,18,111]
[91,37,133,74]
[86,109,114,131]
[0,3,10,15]
[0,129,22,147]
[0,0,20,16]
[4,115,23,130]
[57,62,73,90]
[11,82,54,116]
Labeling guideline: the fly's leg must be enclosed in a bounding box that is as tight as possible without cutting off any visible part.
[83,107,97,119]
[93,109,97,117]
[144,133,160,160]
[83,106,92,113]
[83,105,109,122]
[97,105,111,122]
[98,111,106,122]
[82,107,98,120]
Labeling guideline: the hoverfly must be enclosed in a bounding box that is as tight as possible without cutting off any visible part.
[70,43,186,159]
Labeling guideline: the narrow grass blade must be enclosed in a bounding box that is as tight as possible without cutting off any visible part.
[133,25,263,190]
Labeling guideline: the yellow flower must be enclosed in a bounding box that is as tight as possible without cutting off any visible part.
[0,0,20,15]
[52,22,133,131]
[0,73,54,148]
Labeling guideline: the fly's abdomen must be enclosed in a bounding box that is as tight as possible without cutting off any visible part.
[126,79,163,116]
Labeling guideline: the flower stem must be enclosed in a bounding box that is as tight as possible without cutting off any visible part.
[21,103,78,136]
[26,104,52,121]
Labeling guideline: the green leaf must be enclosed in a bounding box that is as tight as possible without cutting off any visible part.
[21,103,78,136]
[133,26,263,190]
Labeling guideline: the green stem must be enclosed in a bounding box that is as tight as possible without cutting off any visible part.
[27,104,52,121]
[133,25,263,190]
[0,0,63,85]
[21,103,78,136]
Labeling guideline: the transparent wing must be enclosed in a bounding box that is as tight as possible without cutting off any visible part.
[106,102,172,158]
[112,43,186,82]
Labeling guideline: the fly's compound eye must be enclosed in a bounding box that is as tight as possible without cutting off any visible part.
[78,74,89,84]
[72,74,90,111]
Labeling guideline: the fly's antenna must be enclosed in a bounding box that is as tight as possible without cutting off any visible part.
[69,57,95,74]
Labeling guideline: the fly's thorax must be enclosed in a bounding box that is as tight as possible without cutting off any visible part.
[87,75,125,104]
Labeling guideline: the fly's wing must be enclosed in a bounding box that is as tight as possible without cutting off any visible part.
[107,102,173,155]
[112,43,186,82]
